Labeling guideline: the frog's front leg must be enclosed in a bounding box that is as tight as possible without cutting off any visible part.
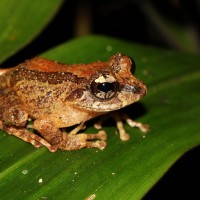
[33,118,107,151]
[94,111,149,141]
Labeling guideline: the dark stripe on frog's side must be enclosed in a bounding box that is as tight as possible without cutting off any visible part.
[10,67,87,86]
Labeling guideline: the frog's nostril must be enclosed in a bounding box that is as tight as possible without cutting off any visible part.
[132,85,147,97]
[132,86,142,94]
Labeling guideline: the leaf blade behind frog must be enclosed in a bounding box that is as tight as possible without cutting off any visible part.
[0,35,200,200]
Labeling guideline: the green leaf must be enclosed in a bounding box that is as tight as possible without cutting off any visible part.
[0,35,199,200]
[0,0,64,63]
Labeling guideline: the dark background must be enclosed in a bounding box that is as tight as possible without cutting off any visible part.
[4,0,200,66]
[4,0,200,199]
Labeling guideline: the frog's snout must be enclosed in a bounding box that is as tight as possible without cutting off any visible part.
[132,84,147,98]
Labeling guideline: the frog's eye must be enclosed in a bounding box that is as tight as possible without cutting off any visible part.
[90,75,119,100]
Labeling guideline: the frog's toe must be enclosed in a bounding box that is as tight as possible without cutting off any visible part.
[119,132,130,141]
[86,140,107,150]
[97,130,107,140]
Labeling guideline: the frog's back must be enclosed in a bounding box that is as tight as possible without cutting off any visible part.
[0,71,13,101]
[0,58,87,117]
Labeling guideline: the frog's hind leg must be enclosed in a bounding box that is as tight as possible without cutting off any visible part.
[4,126,57,152]
[33,118,107,151]
[50,128,107,151]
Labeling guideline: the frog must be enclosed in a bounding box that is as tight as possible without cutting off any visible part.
[0,53,149,152]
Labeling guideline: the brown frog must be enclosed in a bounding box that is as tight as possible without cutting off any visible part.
[0,53,148,152]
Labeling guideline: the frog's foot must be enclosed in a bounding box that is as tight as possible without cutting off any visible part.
[58,130,107,151]
[54,123,107,151]
[4,126,57,152]
[94,111,149,141]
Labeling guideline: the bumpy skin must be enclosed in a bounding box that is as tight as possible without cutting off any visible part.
[0,53,147,152]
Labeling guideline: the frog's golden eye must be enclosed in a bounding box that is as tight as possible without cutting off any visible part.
[90,75,119,100]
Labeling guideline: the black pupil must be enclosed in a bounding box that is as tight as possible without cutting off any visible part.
[97,82,114,93]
